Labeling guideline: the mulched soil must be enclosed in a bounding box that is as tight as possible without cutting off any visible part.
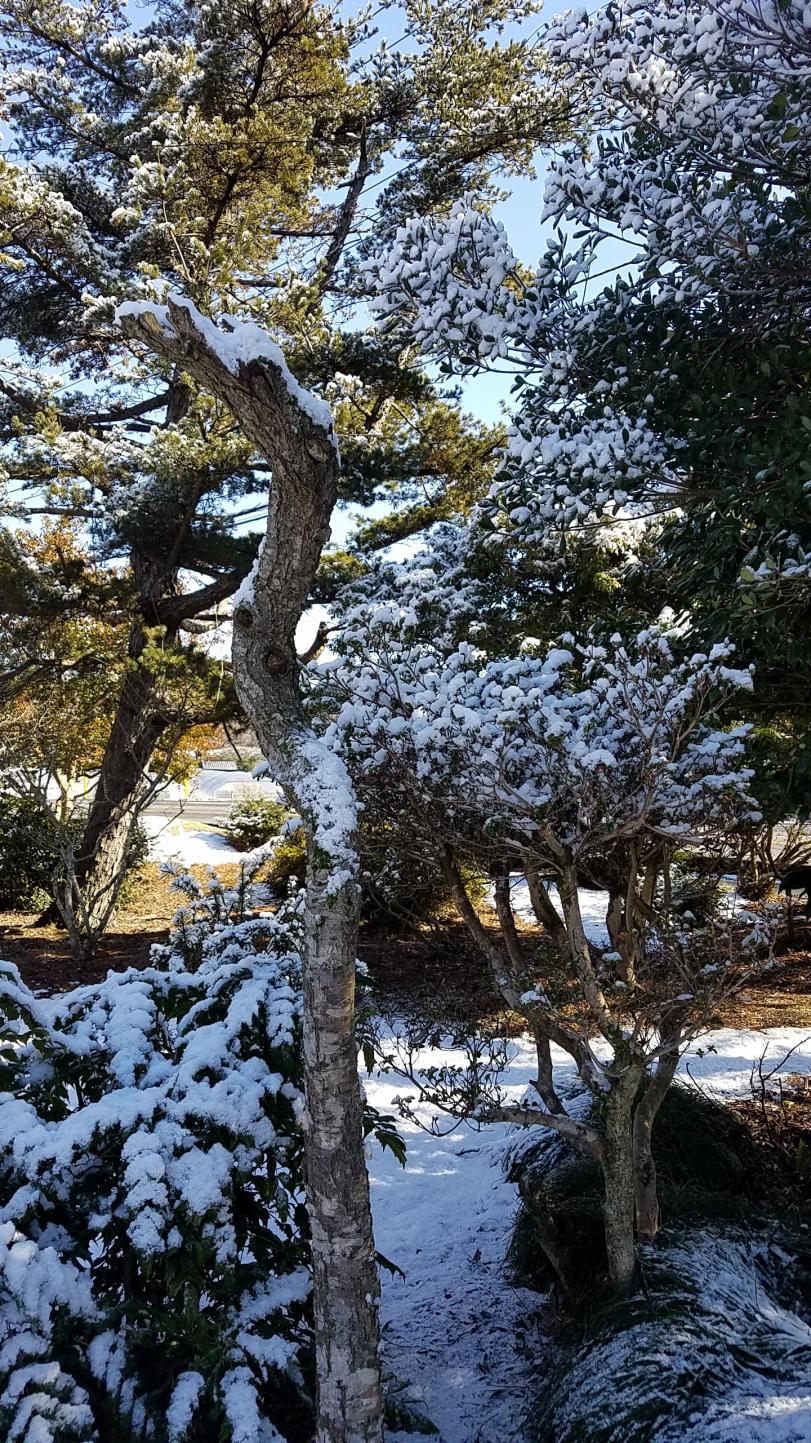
[360,915,811,1030]
[358,919,505,1024]
[5,867,811,1036]
[718,944,811,1029]
[0,861,243,993]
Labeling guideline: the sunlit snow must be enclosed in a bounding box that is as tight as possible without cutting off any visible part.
[369,1028,811,1442]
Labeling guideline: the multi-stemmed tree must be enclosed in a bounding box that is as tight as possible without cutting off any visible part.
[314,568,762,1292]
[0,0,574,949]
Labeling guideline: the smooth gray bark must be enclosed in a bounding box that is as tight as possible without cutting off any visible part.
[601,1067,642,1294]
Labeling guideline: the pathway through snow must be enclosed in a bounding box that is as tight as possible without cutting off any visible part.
[367,1027,811,1443]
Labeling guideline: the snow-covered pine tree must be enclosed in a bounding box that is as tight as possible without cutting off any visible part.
[0,0,348,946]
[0,0,575,953]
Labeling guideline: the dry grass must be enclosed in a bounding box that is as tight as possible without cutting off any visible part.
[0,861,243,993]
[4,871,811,1037]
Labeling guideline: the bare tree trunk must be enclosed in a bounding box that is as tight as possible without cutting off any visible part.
[525,867,567,947]
[59,660,164,951]
[42,564,168,949]
[632,1034,681,1241]
[73,648,160,878]
[53,808,145,961]
[517,1174,581,1304]
[119,297,384,1443]
[33,666,161,953]
[601,1069,641,1294]
[442,850,521,1006]
[304,849,383,1441]
[632,1123,659,1242]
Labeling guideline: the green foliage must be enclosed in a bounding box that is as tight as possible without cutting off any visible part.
[213,791,309,895]
[116,818,151,905]
[0,790,82,909]
[263,830,308,898]
[667,859,727,930]
[384,1388,440,1436]
[0,0,577,954]
[217,791,288,851]
[0,868,313,1442]
[363,1104,408,1169]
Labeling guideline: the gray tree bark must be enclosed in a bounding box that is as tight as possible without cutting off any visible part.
[119,297,384,1443]
[601,1067,642,1294]
[525,867,568,948]
[632,1026,682,1241]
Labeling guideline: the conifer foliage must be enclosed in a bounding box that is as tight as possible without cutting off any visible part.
[0,0,574,949]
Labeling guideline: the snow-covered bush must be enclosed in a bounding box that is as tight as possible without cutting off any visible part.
[215,790,288,852]
[507,1078,765,1302]
[316,585,770,1290]
[538,1229,811,1443]
[211,794,307,897]
[0,861,313,1443]
[365,1,811,815]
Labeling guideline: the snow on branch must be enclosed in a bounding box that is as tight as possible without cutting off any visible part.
[365,200,533,365]
[116,293,337,449]
[363,2,811,558]
[315,608,759,860]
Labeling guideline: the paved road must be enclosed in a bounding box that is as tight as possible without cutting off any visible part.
[142,798,227,821]
[69,797,228,822]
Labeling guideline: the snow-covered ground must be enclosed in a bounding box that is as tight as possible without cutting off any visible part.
[369,1033,543,1443]
[136,821,811,1438]
[142,815,252,865]
[367,1027,811,1443]
[504,876,611,948]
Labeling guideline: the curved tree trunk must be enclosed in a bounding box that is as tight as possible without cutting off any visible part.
[40,628,164,952]
[525,867,568,947]
[60,633,164,951]
[119,296,384,1443]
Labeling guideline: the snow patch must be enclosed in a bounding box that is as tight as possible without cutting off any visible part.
[143,817,252,865]
[368,1025,811,1441]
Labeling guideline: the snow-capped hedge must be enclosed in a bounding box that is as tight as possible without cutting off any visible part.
[0,863,312,1443]
[539,1229,811,1443]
